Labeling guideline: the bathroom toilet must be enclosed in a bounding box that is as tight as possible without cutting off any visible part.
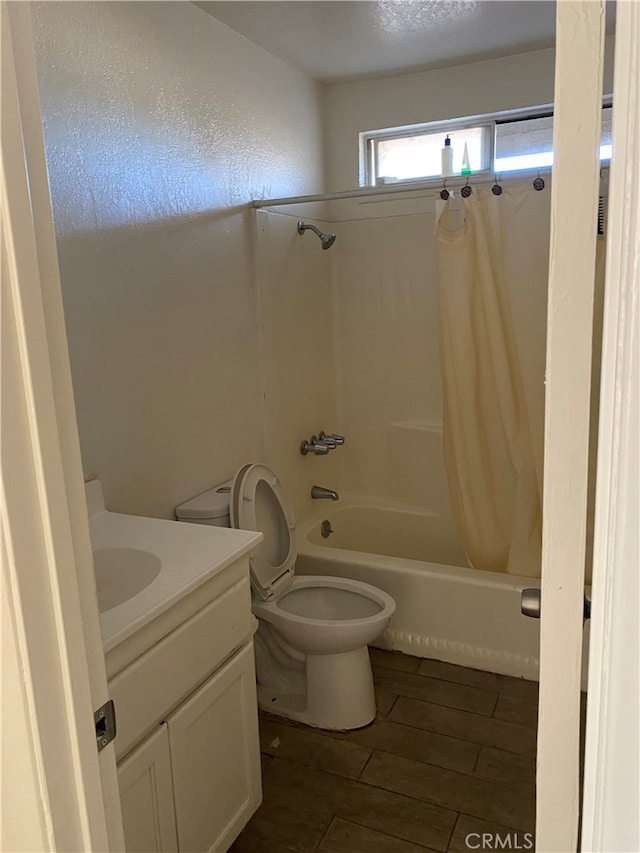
[176,464,395,730]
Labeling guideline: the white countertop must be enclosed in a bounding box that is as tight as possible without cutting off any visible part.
[87,483,261,652]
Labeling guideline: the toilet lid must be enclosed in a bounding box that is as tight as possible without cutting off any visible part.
[230,464,296,600]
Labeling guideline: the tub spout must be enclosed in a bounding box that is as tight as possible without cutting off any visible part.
[311,485,339,501]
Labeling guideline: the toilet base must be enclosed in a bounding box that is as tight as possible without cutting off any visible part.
[257,645,376,730]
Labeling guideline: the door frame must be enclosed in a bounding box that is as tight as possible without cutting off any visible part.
[536,2,605,850]
[1,3,124,850]
[580,1,640,849]
[537,2,639,851]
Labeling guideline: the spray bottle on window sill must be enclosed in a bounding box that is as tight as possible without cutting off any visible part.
[461,141,471,176]
[441,135,453,177]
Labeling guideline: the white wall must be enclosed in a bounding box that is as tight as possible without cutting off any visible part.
[323,38,615,191]
[31,1,324,518]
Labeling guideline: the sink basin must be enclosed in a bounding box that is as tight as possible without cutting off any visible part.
[93,548,162,612]
[86,479,262,659]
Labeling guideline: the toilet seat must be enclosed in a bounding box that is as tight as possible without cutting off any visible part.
[231,464,297,600]
[252,575,396,656]
[273,576,388,622]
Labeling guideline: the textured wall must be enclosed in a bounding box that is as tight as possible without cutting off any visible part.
[31,1,323,518]
[322,38,615,190]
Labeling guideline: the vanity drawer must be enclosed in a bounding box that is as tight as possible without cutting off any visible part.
[110,575,253,760]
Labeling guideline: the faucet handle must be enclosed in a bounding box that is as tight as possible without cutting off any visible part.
[300,440,330,456]
[320,431,345,446]
[317,432,337,448]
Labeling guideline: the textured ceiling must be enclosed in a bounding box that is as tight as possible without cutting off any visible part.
[194,1,565,83]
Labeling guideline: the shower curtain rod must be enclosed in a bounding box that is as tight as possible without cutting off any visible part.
[251,168,551,208]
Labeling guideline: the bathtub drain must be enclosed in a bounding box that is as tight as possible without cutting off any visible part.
[321,519,333,538]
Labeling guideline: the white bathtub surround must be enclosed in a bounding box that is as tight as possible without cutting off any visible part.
[435,190,543,578]
[307,502,468,567]
[329,209,449,512]
[309,183,550,526]
[255,208,343,522]
[253,186,552,680]
[297,502,541,680]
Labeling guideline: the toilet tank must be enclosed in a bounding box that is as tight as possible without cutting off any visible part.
[175,480,231,527]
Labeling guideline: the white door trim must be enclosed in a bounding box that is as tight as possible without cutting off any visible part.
[581,1,640,849]
[1,3,124,849]
[536,3,605,850]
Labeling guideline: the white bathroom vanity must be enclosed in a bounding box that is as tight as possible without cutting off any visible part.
[87,482,263,852]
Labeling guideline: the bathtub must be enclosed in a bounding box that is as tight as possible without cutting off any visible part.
[296,503,541,681]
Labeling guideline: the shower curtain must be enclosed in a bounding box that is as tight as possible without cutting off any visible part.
[435,190,543,577]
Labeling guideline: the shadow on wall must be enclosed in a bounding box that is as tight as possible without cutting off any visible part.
[56,207,264,520]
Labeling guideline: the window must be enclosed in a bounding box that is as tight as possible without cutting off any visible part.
[373,124,491,183]
[362,105,612,186]
[495,106,612,172]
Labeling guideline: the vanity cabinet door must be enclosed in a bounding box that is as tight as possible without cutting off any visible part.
[167,641,262,853]
[118,723,178,852]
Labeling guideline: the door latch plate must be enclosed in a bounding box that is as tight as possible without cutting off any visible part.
[94,699,116,752]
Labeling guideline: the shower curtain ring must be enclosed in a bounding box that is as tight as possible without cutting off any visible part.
[440,178,450,201]
[492,174,503,196]
[461,176,472,198]
[533,170,545,191]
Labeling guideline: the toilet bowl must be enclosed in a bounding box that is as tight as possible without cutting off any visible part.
[176,464,395,730]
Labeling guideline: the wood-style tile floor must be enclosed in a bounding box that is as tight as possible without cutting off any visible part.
[231,650,538,852]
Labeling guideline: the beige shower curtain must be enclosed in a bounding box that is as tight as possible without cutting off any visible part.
[435,191,543,577]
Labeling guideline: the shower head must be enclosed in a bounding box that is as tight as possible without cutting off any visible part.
[297,220,336,250]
